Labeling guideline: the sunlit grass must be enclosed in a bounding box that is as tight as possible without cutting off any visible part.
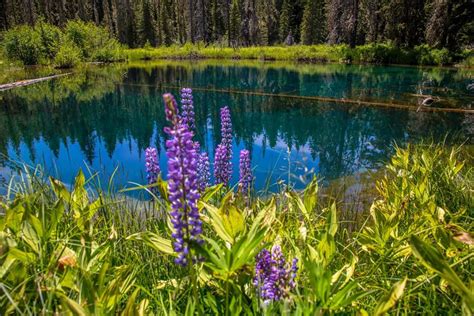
[0,143,472,314]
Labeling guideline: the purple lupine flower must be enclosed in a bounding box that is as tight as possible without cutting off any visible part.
[197,152,210,192]
[238,149,252,196]
[180,88,195,130]
[253,245,298,302]
[220,106,233,177]
[145,147,160,191]
[214,106,233,186]
[214,143,231,185]
[164,93,180,126]
[289,258,298,288]
[163,93,203,266]
[220,106,232,152]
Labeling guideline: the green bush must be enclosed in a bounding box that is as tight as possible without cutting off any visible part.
[415,44,453,66]
[2,21,123,66]
[54,41,82,68]
[3,25,43,65]
[64,20,122,61]
[92,42,124,62]
[35,21,62,59]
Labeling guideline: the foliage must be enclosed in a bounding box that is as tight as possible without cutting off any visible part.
[2,21,123,67]
[0,142,472,314]
[124,43,464,66]
[3,25,43,65]
[64,20,123,62]
[35,21,62,60]
[54,40,82,68]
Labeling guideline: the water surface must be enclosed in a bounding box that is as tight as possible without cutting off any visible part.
[0,61,472,194]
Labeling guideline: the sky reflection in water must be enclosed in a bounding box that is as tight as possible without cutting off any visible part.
[0,62,472,195]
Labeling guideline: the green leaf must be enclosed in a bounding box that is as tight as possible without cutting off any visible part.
[72,170,89,211]
[5,199,26,232]
[50,177,71,202]
[287,192,310,222]
[0,255,17,279]
[59,293,87,316]
[202,202,233,243]
[220,204,245,241]
[327,202,338,237]
[409,235,474,308]
[127,232,174,255]
[303,177,318,212]
[373,277,407,316]
[9,247,36,264]
[200,184,223,204]
[21,221,40,254]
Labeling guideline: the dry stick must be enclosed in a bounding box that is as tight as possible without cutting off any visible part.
[0,73,72,91]
[123,82,474,114]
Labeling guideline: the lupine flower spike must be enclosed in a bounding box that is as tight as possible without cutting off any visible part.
[214,106,233,186]
[180,88,195,130]
[163,93,203,266]
[214,143,230,185]
[239,149,252,196]
[253,245,298,302]
[197,152,211,192]
[145,147,160,193]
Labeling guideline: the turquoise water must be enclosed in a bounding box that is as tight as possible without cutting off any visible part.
[0,62,472,194]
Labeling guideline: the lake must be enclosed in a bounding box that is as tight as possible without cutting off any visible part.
[0,61,472,195]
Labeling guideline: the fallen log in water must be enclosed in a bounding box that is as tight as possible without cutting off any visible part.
[123,82,474,114]
[0,73,72,91]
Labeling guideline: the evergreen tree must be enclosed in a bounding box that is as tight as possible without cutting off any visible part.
[278,0,291,42]
[300,0,324,45]
[426,0,474,50]
[0,0,471,49]
[141,0,156,46]
[229,0,241,46]
[257,0,278,45]
[382,0,426,47]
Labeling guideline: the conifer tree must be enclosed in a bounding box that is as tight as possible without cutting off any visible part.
[229,0,241,46]
[301,0,324,45]
[278,0,291,43]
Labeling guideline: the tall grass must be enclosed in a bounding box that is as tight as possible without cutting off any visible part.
[125,43,467,66]
[0,143,472,314]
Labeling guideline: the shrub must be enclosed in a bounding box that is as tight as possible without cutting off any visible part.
[431,48,452,65]
[64,20,121,61]
[3,25,43,65]
[92,41,124,62]
[415,44,453,66]
[35,21,62,59]
[54,41,82,68]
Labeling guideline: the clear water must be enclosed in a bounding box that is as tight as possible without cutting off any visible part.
[0,61,472,194]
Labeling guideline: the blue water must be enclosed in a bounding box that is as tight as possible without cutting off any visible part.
[0,62,472,195]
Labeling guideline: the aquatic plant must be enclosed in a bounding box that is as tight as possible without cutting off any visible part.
[163,93,203,266]
[238,149,252,195]
[253,245,298,302]
[180,87,195,130]
[145,147,160,190]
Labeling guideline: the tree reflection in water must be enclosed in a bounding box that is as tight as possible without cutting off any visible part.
[0,62,471,193]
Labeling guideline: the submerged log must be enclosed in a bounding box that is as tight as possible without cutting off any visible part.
[0,73,72,91]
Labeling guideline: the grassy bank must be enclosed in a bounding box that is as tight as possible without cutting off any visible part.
[125,43,472,67]
[1,142,472,314]
[1,20,472,69]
